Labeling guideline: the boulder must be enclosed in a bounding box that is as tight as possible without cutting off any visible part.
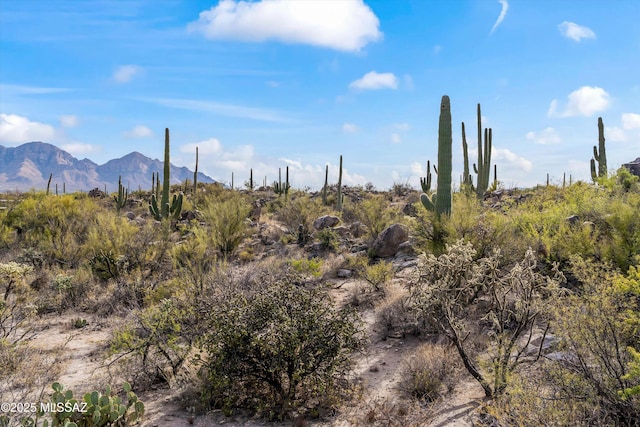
[313,215,340,230]
[369,224,409,258]
[623,157,640,178]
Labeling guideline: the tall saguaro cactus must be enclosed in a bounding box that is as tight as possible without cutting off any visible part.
[590,117,607,181]
[473,103,492,199]
[336,155,344,212]
[273,166,291,200]
[421,95,452,217]
[461,122,473,192]
[149,128,183,221]
[322,165,329,205]
[193,146,199,195]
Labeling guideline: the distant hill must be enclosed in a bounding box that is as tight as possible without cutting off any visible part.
[0,142,216,193]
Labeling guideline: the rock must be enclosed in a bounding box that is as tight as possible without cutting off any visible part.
[623,157,640,178]
[88,188,107,198]
[350,222,369,238]
[397,241,416,255]
[180,210,199,222]
[333,226,351,237]
[313,215,340,230]
[402,202,418,217]
[566,215,580,226]
[350,244,368,253]
[369,224,409,258]
[336,269,352,278]
[125,211,136,220]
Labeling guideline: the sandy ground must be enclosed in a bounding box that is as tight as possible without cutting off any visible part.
[9,273,485,427]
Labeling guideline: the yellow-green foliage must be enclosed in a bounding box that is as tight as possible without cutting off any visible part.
[83,211,140,280]
[289,258,322,278]
[201,193,251,257]
[3,194,100,266]
[487,256,640,425]
[273,194,327,236]
[352,195,397,242]
[171,225,215,290]
[0,262,36,343]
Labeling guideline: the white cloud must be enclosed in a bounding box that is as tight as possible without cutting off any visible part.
[349,71,398,90]
[558,21,596,42]
[493,147,533,172]
[59,115,78,128]
[342,123,358,133]
[548,86,610,118]
[394,123,410,131]
[188,0,382,52]
[60,143,97,155]
[136,97,290,122]
[605,126,627,142]
[124,125,153,138]
[390,133,401,144]
[410,161,424,176]
[490,0,509,35]
[526,127,562,145]
[0,84,71,95]
[113,65,142,83]
[622,113,640,130]
[180,138,223,155]
[0,113,56,145]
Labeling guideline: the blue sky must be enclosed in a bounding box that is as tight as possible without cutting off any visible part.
[1,0,639,190]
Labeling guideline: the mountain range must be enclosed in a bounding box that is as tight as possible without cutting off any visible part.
[0,142,216,193]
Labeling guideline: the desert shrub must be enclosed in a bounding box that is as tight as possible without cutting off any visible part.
[171,225,216,291]
[2,194,100,267]
[486,258,640,425]
[374,282,421,338]
[273,194,327,240]
[345,255,394,295]
[201,193,251,257]
[83,212,140,280]
[399,344,459,403]
[350,195,397,243]
[315,228,339,252]
[197,280,366,419]
[410,240,565,397]
[289,258,322,278]
[0,262,36,343]
[110,297,198,388]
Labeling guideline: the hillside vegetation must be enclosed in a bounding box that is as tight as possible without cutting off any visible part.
[0,164,639,426]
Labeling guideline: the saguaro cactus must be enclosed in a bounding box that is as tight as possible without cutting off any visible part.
[322,165,329,205]
[114,175,128,213]
[273,166,291,200]
[473,104,492,199]
[590,117,607,181]
[193,146,199,195]
[149,128,183,221]
[421,95,452,217]
[336,155,344,212]
[461,122,474,192]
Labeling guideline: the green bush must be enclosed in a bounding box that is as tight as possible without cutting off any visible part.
[315,228,339,251]
[2,194,100,267]
[351,195,397,242]
[201,193,251,257]
[289,258,322,278]
[198,280,366,419]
